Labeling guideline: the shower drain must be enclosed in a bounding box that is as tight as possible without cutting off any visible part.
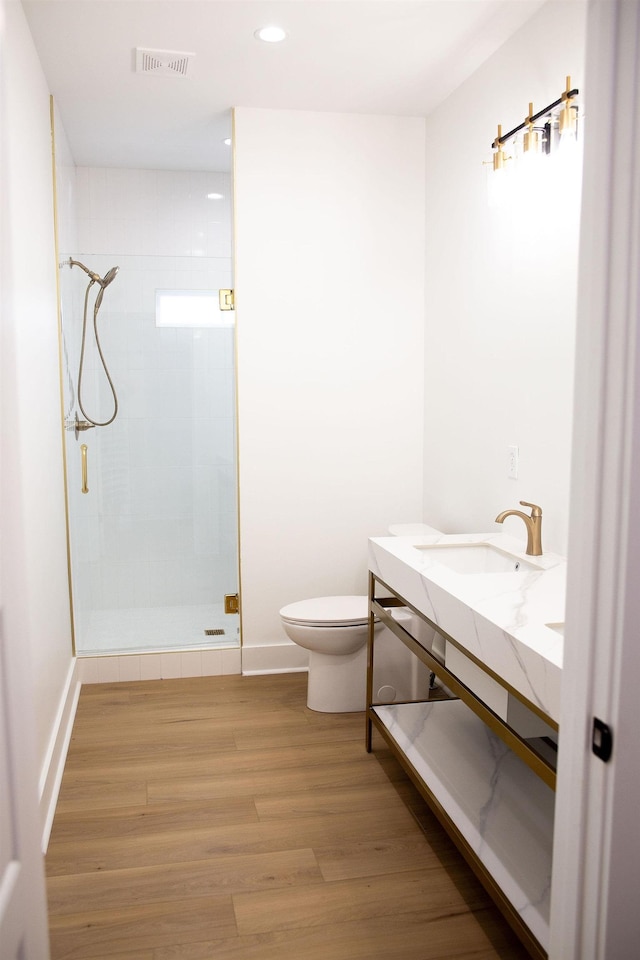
[204,628,225,637]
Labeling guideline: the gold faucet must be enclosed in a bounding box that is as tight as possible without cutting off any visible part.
[494,501,543,556]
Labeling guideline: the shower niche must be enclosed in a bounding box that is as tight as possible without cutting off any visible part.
[53,105,240,662]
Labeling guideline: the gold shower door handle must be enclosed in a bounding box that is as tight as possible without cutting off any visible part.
[81,443,89,494]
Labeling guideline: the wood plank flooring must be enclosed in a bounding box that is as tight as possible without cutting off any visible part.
[46,673,531,960]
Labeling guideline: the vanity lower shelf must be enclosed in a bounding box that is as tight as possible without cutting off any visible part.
[371,699,554,956]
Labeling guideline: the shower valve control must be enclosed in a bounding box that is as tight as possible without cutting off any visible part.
[65,414,96,440]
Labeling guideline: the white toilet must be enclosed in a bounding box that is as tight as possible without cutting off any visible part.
[279,595,380,712]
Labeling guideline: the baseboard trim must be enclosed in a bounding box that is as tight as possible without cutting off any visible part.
[77,647,242,683]
[39,657,81,852]
[243,666,309,676]
[241,642,308,675]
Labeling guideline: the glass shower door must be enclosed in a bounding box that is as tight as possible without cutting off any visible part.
[54,142,239,656]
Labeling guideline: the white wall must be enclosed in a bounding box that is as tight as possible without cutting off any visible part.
[234,108,426,668]
[422,0,587,556]
[1,0,73,783]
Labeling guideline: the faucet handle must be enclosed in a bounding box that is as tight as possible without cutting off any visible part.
[520,501,542,516]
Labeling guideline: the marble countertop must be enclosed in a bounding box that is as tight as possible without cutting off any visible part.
[368,531,566,723]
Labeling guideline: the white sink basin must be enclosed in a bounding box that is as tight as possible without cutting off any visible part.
[413,542,538,575]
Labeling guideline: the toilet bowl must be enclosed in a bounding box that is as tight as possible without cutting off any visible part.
[280,596,381,712]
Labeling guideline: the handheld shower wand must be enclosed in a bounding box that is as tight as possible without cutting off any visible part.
[63,258,120,429]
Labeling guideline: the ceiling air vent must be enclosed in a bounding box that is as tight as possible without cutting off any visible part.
[135,47,195,78]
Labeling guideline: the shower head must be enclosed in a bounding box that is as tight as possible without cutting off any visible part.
[102,266,119,288]
[67,259,119,288]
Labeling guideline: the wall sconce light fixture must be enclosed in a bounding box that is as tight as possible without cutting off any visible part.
[489,76,579,171]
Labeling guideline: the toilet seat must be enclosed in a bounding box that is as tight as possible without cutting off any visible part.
[279,595,370,628]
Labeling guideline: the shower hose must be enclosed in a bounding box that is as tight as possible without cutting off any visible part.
[77,279,118,427]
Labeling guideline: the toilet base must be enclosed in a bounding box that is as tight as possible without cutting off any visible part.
[306,644,367,712]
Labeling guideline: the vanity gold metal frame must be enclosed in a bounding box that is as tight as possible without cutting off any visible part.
[366,570,556,960]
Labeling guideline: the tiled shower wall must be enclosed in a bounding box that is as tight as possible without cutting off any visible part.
[66,167,237,646]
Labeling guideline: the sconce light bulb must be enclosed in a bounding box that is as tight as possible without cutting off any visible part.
[559,102,577,140]
[559,79,577,142]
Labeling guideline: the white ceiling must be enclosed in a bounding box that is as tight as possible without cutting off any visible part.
[22,0,544,172]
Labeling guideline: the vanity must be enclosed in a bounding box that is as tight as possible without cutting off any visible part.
[366,530,565,959]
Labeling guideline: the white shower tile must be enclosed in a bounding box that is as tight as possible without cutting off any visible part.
[160,653,182,679]
[132,562,154,606]
[122,368,152,419]
[126,419,151,466]
[147,518,193,560]
[75,166,90,211]
[77,658,99,683]
[192,466,216,554]
[158,335,192,372]
[109,169,134,218]
[85,561,105,609]
[139,654,162,680]
[128,418,192,468]
[200,649,223,675]
[118,656,142,682]
[194,418,234,465]
[96,657,121,682]
[157,418,194,466]
[138,323,162,364]
[179,651,203,677]
[130,466,191,521]
[186,257,217,286]
[171,220,192,258]
[136,176,157,220]
[183,557,220,604]
[136,218,157,257]
[99,560,142,608]
[190,232,207,259]
[76,218,93,253]
[100,517,149,563]
[124,321,146,358]
[121,273,145,316]
[144,560,191,606]
[221,648,242,675]
[87,168,108,219]
[153,370,195,420]
[76,514,101,563]
[140,268,167,309]
[207,260,233,292]
[154,216,176,257]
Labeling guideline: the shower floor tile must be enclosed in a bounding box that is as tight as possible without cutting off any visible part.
[78,603,239,656]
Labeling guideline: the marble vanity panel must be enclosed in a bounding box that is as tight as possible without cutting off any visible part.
[376,700,554,951]
[369,533,565,722]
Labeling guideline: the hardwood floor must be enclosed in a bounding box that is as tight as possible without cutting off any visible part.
[46,673,530,960]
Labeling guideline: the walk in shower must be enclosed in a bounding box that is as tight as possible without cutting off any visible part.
[54,109,239,657]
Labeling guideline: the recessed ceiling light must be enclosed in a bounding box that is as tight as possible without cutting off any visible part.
[254,25,287,43]
[207,192,224,200]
